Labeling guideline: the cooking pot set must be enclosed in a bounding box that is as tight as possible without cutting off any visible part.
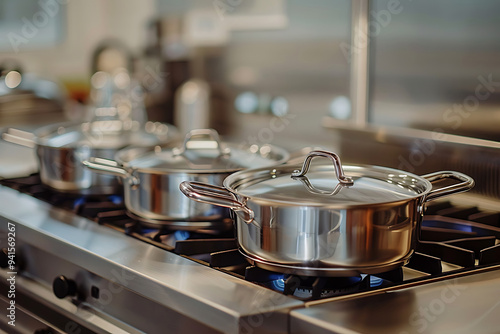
[86,130,472,274]
[3,120,475,274]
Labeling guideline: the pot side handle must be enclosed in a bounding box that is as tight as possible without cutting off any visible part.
[82,157,139,187]
[1,128,36,148]
[422,171,474,202]
[179,181,254,223]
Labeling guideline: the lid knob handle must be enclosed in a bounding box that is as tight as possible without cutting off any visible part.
[173,128,230,156]
[292,150,354,185]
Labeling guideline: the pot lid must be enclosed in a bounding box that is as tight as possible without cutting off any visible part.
[116,129,290,173]
[33,121,178,149]
[225,150,431,206]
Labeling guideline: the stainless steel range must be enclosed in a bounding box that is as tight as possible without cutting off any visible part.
[1,127,500,334]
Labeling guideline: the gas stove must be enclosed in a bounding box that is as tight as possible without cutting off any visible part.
[1,167,500,333]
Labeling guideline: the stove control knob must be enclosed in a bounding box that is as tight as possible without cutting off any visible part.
[52,275,77,299]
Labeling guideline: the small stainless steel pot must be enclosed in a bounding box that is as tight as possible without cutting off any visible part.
[180,150,475,276]
[2,121,178,194]
[83,129,290,225]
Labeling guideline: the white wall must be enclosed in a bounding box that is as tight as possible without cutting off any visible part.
[0,0,155,81]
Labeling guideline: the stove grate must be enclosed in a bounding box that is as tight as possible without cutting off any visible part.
[2,174,500,301]
[417,241,475,268]
[406,252,442,275]
[469,211,500,227]
[479,244,500,265]
[174,239,237,256]
[210,249,246,268]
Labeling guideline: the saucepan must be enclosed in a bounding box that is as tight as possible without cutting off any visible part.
[180,150,474,276]
[2,120,178,194]
[83,129,290,227]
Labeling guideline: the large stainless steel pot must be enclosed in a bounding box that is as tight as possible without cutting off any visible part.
[2,121,178,194]
[83,129,290,227]
[180,150,475,276]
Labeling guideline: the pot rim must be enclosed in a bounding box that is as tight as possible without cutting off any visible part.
[223,163,434,208]
[122,165,235,176]
[33,121,178,150]
[113,142,290,174]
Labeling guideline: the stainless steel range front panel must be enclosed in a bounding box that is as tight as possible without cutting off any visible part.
[0,185,303,334]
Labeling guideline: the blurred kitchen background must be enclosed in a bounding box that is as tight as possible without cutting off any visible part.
[1,0,500,149]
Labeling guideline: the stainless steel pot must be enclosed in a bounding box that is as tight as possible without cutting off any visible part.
[2,121,178,194]
[83,129,290,226]
[180,150,475,276]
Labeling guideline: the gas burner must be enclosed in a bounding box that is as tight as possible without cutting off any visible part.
[0,173,125,214]
[125,210,234,232]
[148,230,192,248]
[238,247,413,277]
[284,275,369,299]
[244,265,376,300]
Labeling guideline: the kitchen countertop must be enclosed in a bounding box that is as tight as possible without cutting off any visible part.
[290,267,500,334]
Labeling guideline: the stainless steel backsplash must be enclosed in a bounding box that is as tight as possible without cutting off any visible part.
[155,0,500,146]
